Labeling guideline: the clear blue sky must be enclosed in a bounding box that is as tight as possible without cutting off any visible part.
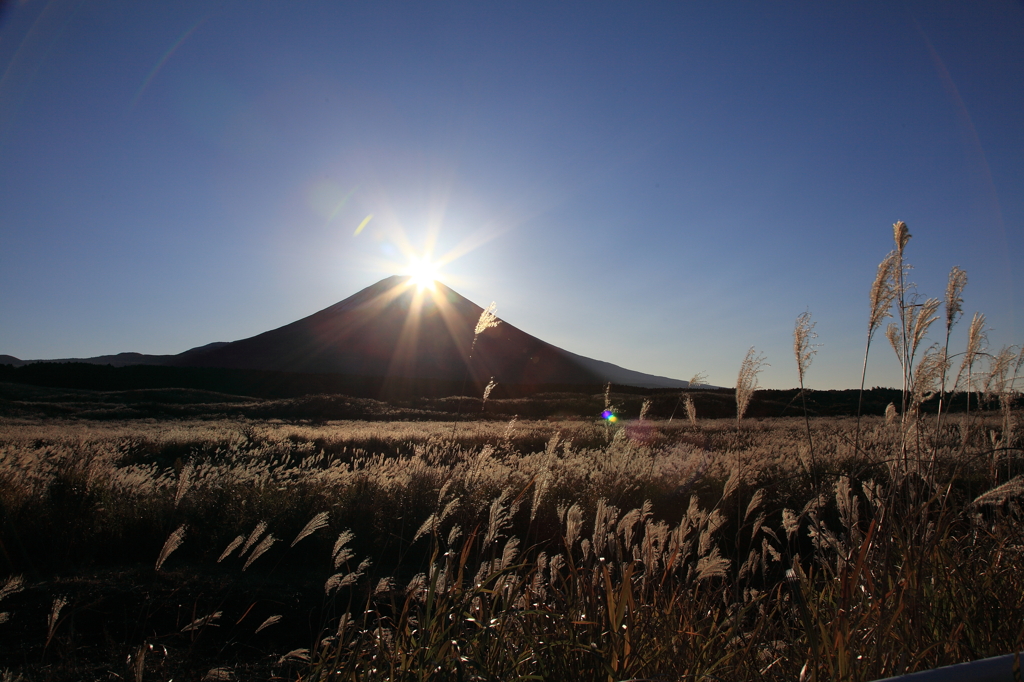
[1,1,1022,389]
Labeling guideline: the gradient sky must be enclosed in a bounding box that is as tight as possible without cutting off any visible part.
[1,1,1022,390]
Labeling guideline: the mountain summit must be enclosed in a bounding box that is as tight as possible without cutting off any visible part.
[169,276,688,390]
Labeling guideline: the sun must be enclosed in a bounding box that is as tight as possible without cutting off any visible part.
[404,257,441,290]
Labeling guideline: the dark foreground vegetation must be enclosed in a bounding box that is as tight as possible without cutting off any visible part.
[1,408,1022,681]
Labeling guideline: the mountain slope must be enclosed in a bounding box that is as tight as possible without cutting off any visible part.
[170,276,688,389]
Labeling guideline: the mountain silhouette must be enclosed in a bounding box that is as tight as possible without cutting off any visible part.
[167,276,688,390]
[2,277,689,392]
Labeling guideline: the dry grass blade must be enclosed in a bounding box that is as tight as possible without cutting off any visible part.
[155,525,186,571]
[290,511,329,547]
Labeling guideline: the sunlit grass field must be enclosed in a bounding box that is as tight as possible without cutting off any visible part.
[2,223,1022,681]
[1,408,1021,681]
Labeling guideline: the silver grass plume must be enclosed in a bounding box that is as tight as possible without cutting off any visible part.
[944,266,968,333]
[869,252,899,337]
[793,311,817,388]
[983,345,1017,403]
[243,534,277,571]
[447,524,462,546]
[939,266,968,414]
[911,347,948,413]
[856,249,900,453]
[255,615,282,634]
[955,313,987,394]
[483,488,513,546]
[684,395,697,427]
[332,529,355,565]
[736,347,768,426]
[413,513,438,544]
[794,311,818,479]
[0,576,21,625]
[893,220,911,256]
[174,461,194,508]
[182,611,222,632]
[325,565,364,594]
[482,377,497,409]
[217,535,244,563]
[972,476,1024,507]
[291,511,329,547]
[886,322,903,367]
[277,650,310,664]
[0,576,24,602]
[240,521,267,556]
[908,297,941,366]
[47,596,68,643]
[564,503,583,550]
[155,525,186,571]
[473,302,500,345]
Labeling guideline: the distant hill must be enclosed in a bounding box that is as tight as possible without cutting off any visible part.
[5,276,689,393]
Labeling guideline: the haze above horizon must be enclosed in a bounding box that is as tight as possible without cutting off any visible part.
[1,2,1021,389]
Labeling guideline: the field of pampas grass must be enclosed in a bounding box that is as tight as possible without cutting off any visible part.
[1,409,1021,681]
[1,223,1022,681]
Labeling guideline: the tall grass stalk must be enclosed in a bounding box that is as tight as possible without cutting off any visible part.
[855,251,898,456]
[937,266,967,427]
[736,347,767,429]
[794,311,818,488]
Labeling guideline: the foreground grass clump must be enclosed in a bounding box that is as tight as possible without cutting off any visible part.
[1,411,1022,681]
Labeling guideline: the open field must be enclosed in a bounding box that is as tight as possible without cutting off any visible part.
[1,409,1022,681]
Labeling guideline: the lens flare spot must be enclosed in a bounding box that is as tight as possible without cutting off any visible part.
[354,214,373,236]
[601,410,617,423]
